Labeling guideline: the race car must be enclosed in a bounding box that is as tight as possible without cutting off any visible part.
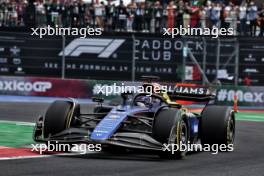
[33,80,236,159]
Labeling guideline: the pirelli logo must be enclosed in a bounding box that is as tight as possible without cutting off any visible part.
[59,38,125,58]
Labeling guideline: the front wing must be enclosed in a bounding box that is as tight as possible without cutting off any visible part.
[34,127,164,151]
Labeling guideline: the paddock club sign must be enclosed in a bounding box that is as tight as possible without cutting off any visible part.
[61,37,204,81]
[133,39,204,61]
[61,38,204,61]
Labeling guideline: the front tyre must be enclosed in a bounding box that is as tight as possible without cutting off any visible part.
[43,100,79,138]
[43,100,79,153]
[153,108,188,159]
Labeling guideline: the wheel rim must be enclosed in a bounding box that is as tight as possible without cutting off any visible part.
[227,117,235,144]
[180,121,188,144]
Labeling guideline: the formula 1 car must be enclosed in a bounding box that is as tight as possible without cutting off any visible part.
[33,80,235,159]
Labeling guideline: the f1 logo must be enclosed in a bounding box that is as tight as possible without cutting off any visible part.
[59,38,125,58]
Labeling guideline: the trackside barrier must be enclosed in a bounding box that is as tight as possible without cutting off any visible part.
[0,31,264,85]
[0,76,263,107]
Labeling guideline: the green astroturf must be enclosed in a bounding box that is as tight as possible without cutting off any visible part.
[0,121,34,147]
[236,112,264,122]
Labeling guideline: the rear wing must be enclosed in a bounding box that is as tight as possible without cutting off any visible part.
[167,84,216,103]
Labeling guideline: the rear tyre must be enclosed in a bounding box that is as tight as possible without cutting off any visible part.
[201,105,235,146]
[153,108,188,159]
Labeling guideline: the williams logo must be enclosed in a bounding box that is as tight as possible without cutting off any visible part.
[174,86,209,95]
[59,38,125,58]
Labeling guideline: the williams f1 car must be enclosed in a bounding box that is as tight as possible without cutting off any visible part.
[33,82,236,159]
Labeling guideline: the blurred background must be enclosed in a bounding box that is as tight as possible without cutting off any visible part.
[0,0,264,36]
[0,0,263,107]
[0,0,263,36]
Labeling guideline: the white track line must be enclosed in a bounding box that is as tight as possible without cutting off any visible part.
[0,155,51,161]
[0,120,35,126]
[0,152,95,161]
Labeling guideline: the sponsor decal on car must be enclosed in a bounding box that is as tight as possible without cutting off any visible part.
[174,86,209,95]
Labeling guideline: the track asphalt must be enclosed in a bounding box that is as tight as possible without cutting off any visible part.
[0,101,263,176]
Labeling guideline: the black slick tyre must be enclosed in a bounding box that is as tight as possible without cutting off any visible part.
[153,108,188,159]
[201,105,235,146]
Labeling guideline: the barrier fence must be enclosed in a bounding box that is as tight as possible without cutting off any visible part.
[0,31,264,85]
[0,76,263,107]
